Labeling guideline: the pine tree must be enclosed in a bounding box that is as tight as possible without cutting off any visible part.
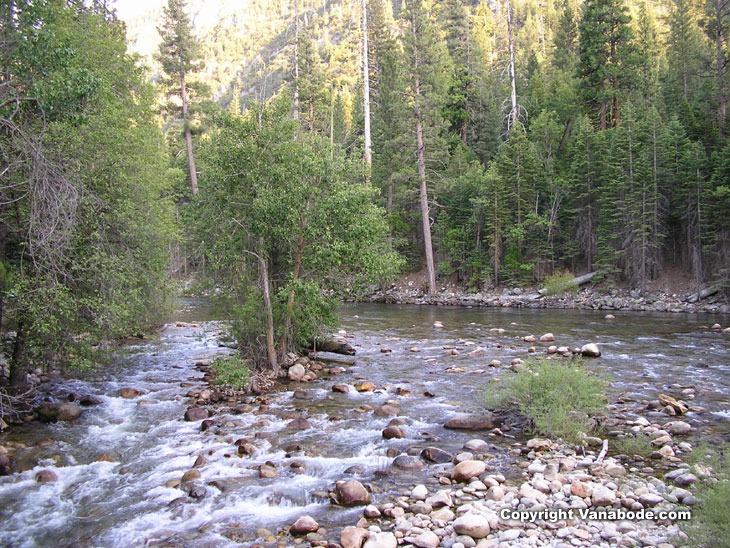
[156,0,204,194]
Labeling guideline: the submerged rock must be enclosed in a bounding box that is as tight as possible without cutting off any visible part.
[444,413,496,430]
[119,387,143,398]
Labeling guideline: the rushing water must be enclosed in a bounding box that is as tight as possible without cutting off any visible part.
[1,301,729,547]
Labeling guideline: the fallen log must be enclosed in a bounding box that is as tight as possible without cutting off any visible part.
[537,271,597,296]
[304,340,356,355]
[683,285,720,303]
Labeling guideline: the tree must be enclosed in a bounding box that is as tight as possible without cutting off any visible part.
[578,0,638,129]
[196,106,400,372]
[156,0,203,194]
[362,0,372,167]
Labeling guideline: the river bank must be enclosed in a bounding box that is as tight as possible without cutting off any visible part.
[361,285,730,315]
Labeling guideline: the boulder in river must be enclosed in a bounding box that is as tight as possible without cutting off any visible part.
[391,455,425,471]
[421,447,453,464]
[665,420,692,435]
[120,387,143,398]
[0,447,11,476]
[184,407,210,421]
[341,526,369,548]
[580,343,601,357]
[286,417,311,430]
[78,395,102,406]
[288,364,306,382]
[539,333,555,342]
[290,515,319,535]
[335,479,371,506]
[356,381,376,392]
[382,426,404,439]
[451,459,486,482]
[658,394,687,415]
[35,469,58,483]
[444,413,497,430]
[37,402,82,423]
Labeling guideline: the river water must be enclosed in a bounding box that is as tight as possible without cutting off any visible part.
[0,301,729,547]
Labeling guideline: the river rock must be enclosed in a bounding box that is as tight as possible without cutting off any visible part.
[0,448,10,476]
[452,460,486,482]
[639,493,664,507]
[571,481,593,498]
[290,515,319,535]
[37,402,82,423]
[184,407,209,421]
[444,414,496,430]
[364,504,381,518]
[341,526,369,548]
[357,381,376,392]
[286,417,311,430]
[411,484,429,500]
[336,479,371,506]
[426,489,453,507]
[665,420,692,435]
[580,343,601,357]
[78,395,102,406]
[413,530,440,548]
[259,463,277,478]
[332,384,352,393]
[464,439,489,453]
[540,333,555,342]
[56,403,82,421]
[382,426,404,439]
[421,447,453,463]
[363,532,397,548]
[288,364,307,382]
[374,405,399,417]
[120,387,143,398]
[526,438,553,451]
[523,335,537,343]
[392,455,425,471]
[35,469,58,483]
[453,514,491,538]
[181,469,201,482]
[591,485,616,506]
[674,473,698,486]
[658,394,687,415]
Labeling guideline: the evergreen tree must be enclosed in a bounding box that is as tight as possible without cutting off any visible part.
[156,0,204,194]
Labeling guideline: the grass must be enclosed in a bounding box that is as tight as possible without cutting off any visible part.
[542,271,580,297]
[210,355,251,388]
[485,357,608,444]
[681,444,730,548]
[611,433,656,458]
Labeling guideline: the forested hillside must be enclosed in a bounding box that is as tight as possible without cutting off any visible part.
[120,0,730,296]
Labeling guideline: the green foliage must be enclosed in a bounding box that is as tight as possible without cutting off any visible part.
[610,433,655,458]
[211,355,251,388]
[682,446,730,548]
[486,358,608,444]
[543,271,580,296]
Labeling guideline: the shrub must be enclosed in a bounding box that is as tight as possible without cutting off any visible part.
[611,434,655,458]
[543,270,579,296]
[681,445,730,548]
[485,358,608,444]
[210,355,250,388]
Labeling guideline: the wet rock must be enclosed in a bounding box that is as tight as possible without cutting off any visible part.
[374,405,399,417]
[452,460,486,482]
[382,426,404,439]
[35,469,58,483]
[356,381,376,392]
[658,394,687,415]
[364,504,381,518]
[286,417,311,430]
[464,439,489,453]
[421,447,453,464]
[580,343,601,357]
[120,387,143,398]
[523,335,537,343]
[259,463,277,478]
[37,402,82,422]
[290,515,319,535]
[193,455,207,467]
[96,454,116,462]
[487,360,502,368]
[411,484,428,500]
[182,469,201,482]
[0,449,10,476]
[540,333,555,342]
[188,485,206,499]
[56,403,82,421]
[392,455,425,471]
[335,479,371,506]
[363,532,397,548]
[639,493,664,507]
[200,419,215,431]
[288,364,307,382]
[453,514,491,538]
[444,414,496,430]
[332,384,352,393]
[184,407,209,421]
[341,526,369,548]
[78,395,102,406]
[344,465,365,475]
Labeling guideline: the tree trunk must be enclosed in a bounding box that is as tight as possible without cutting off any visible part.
[293,0,300,120]
[257,238,279,374]
[9,319,28,391]
[506,0,518,132]
[362,0,372,168]
[280,232,305,356]
[180,71,198,195]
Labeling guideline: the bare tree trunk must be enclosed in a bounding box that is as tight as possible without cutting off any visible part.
[506,0,518,132]
[410,16,436,295]
[257,238,279,373]
[9,320,27,391]
[362,0,372,168]
[180,71,198,195]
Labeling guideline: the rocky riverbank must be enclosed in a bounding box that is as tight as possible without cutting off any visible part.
[361,285,730,315]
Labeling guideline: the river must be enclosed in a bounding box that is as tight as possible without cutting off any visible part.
[0,301,729,547]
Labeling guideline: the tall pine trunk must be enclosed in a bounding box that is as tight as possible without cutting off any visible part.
[362,0,372,168]
[506,0,519,132]
[180,71,198,195]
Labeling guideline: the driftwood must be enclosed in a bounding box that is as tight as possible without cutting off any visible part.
[305,340,356,356]
[537,271,597,296]
[683,286,720,303]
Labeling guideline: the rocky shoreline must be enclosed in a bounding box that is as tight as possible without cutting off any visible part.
[360,285,730,315]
